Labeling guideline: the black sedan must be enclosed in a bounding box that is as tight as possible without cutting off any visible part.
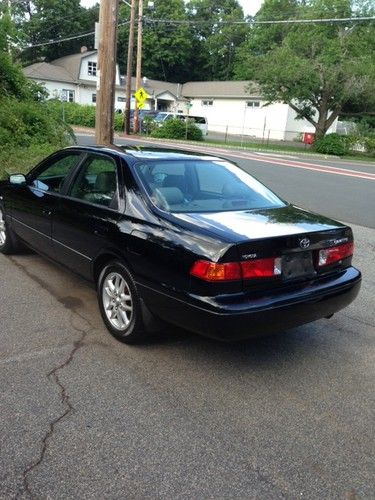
[0,145,361,343]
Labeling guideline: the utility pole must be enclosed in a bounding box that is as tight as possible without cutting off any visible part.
[95,0,119,145]
[133,0,143,134]
[124,0,137,135]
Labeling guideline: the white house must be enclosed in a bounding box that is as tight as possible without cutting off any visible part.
[23,49,337,141]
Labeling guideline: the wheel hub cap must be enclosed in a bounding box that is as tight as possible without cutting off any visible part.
[102,272,133,331]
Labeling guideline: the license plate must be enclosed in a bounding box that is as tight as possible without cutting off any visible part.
[282,251,314,279]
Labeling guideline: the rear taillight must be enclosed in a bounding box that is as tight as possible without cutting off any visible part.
[190,260,241,281]
[318,242,354,267]
[190,258,281,282]
[241,257,282,278]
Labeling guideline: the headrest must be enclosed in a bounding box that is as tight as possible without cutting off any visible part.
[153,187,184,208]
[95,171,116,192]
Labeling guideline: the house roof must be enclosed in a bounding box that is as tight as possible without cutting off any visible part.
[181,81,260,98]
[23,51,260,99]
[51,50,97,80]
[23,62,75,84]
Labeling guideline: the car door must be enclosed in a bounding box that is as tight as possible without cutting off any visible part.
[52,152,125,280]
[10,151,83,257]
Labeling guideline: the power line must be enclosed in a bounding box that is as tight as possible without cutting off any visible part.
[20,14,375,49]
[26,21,130,48]
[27,30,96,48]
[144,16,375,26]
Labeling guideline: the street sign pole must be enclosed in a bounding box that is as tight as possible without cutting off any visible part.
[124,0,137,135]
[134,0,143,134]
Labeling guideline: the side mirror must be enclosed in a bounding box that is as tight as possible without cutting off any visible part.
[9,174,27,186]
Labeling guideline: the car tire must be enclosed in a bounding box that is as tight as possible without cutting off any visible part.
[0,206,21,255]
[97,260,148,344]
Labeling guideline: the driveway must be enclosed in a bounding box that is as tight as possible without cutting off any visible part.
[1,221,374,499]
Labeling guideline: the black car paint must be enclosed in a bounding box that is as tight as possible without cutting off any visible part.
[0,145,361,340]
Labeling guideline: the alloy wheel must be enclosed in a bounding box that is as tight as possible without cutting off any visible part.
[0,209,6,246]
[102,272,133,331]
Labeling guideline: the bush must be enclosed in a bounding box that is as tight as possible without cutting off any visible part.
[0,98,75,179]
[313,133,348,156]
[142,115,158,135]
[151,118,203,141]
[46,101,125,132]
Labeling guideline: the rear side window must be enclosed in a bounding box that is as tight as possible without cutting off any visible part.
[190,116,206,124]
[69,155,118,208]
[136,160,285,213]
[32,153,80,193]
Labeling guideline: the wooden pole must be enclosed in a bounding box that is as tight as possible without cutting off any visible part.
[95,0,119,145]
[124,0,137,135]
[133,0,143,134]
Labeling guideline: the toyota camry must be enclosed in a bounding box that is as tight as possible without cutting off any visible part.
[0,145,361,343]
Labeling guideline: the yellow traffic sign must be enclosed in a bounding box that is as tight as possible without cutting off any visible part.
[134,87,149,105]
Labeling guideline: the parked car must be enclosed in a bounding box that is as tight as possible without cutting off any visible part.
[154,112,208,135]
[0,146,361,343]
[129,109,159,132]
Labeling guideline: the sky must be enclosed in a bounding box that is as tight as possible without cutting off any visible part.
[80,0,264,17]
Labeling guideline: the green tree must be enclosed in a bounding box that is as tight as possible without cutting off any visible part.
[235,0,375,138]
[12,0,98,64]
[186,0,247,80]
[0,3,43,99]
[118,0,194,82]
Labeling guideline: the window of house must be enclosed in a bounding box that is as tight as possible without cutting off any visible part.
[202,100,213,107]
[62,89,75,102]
[92,93,96,103]
[88,61,97,76]
[246,101,260,108]
[117,97,126,102]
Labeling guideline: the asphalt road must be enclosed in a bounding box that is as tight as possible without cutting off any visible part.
[77,133,375,229]
[1,136,374,499]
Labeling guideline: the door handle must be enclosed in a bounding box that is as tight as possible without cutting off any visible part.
[42,208,52,216]
[93,225,109,236]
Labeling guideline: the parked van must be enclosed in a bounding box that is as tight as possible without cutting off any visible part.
[154,112,208,135]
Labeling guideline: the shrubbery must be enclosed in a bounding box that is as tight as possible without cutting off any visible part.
[313,133,375,157]
[313,133,348,156]
[0,98,75,178]
[46,101,124,131]
[150,118,203,141]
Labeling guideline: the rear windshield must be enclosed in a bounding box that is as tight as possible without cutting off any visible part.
[135,159,286,213]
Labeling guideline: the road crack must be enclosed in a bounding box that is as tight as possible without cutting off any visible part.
[7,257,96,499]
[17,314,91,499]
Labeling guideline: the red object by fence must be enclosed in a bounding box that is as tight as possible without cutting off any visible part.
[302,132,315,145]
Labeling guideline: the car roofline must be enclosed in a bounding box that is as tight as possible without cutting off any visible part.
[63,144,230,163]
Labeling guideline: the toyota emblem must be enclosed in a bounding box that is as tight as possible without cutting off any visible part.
[299,237,310,249]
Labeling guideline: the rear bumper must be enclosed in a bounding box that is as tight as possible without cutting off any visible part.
[138,267,361,340]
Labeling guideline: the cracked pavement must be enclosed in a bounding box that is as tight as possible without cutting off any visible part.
[0,223,374,499]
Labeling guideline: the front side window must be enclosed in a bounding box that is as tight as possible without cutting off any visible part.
[31,154,80,193]
[69,155,118,208]
[88,61,97,76]
[137,160,285,213]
